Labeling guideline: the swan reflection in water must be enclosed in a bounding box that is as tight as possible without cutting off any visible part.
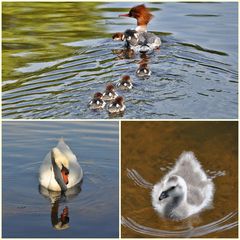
[39,183,82,230]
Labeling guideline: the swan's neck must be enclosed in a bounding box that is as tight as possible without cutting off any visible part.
[51,154,67,191]
[164,195,184,217]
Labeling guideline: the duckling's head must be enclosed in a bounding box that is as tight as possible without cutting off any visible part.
[159,175,187,201]
[114,96,124,106]
[93,92,103,100]
[136,63,151,77]
[106,83,115,92]
[112,32,125,41]
[121,75,131,83]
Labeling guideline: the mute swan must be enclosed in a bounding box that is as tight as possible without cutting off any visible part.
[151,151,214,220]
[39,138,83,191]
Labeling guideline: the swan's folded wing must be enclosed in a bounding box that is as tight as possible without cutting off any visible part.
[187,185,205,206]
[172,152,209,187]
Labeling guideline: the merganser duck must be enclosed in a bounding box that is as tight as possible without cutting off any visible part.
[103,84,118,101]
[119,5,161,51]
[39,138,83,192]
[107,96,126,114]
[136,62,151,77]
[116,75,133,90]
[88,92,106,110]
[151,151,214,220]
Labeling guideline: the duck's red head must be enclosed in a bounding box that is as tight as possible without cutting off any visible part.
[119,4,153,27]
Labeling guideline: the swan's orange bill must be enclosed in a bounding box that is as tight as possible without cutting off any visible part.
[61,168,69,185]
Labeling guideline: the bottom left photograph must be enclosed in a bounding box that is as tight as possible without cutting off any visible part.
[2,121,119,238]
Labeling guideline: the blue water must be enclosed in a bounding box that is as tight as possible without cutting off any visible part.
[2,121,119,237]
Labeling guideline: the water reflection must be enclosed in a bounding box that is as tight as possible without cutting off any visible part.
[39,183,82,230]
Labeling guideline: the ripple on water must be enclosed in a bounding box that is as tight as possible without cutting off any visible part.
[2,34,238,119]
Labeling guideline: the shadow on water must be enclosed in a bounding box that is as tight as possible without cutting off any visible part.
[2,2,238,119]
[39,183,82,230]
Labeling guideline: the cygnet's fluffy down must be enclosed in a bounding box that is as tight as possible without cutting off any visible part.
[151,151,214,220]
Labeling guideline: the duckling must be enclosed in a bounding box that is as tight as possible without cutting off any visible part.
[88,92,106,110]
[116,75,133,90]
[107,96,125,114]
[102,84,118,101]
[136,63,151,77]
[112,32,125,41]
[151,151,214,220]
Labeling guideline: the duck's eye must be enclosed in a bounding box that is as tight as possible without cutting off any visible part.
[127,36,131,41]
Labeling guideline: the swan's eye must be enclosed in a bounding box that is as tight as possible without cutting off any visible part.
[169,186,176,191]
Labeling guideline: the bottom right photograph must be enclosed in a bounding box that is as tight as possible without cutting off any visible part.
[121,121,238,238]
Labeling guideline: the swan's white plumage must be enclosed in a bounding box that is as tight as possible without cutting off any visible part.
[152,151,214,220]
[39,138,83,191]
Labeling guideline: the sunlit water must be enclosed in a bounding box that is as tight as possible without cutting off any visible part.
[2,2,238,119]
[2,121,119,237]
[121,121,238,237]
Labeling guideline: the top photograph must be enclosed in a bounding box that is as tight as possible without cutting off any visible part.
[2,2,238,119]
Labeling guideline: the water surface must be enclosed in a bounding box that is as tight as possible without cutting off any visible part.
[121,121,238,237]
[2,2,238,119]
[2,121,119,237]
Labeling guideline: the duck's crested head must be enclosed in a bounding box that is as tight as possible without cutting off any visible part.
[121,75,131,82]
[93,92,103,99]
[120,4,153,27]
[106,83,115,92]
[112,32,125,41]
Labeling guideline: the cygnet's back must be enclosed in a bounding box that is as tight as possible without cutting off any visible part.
[152,151,214,220]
